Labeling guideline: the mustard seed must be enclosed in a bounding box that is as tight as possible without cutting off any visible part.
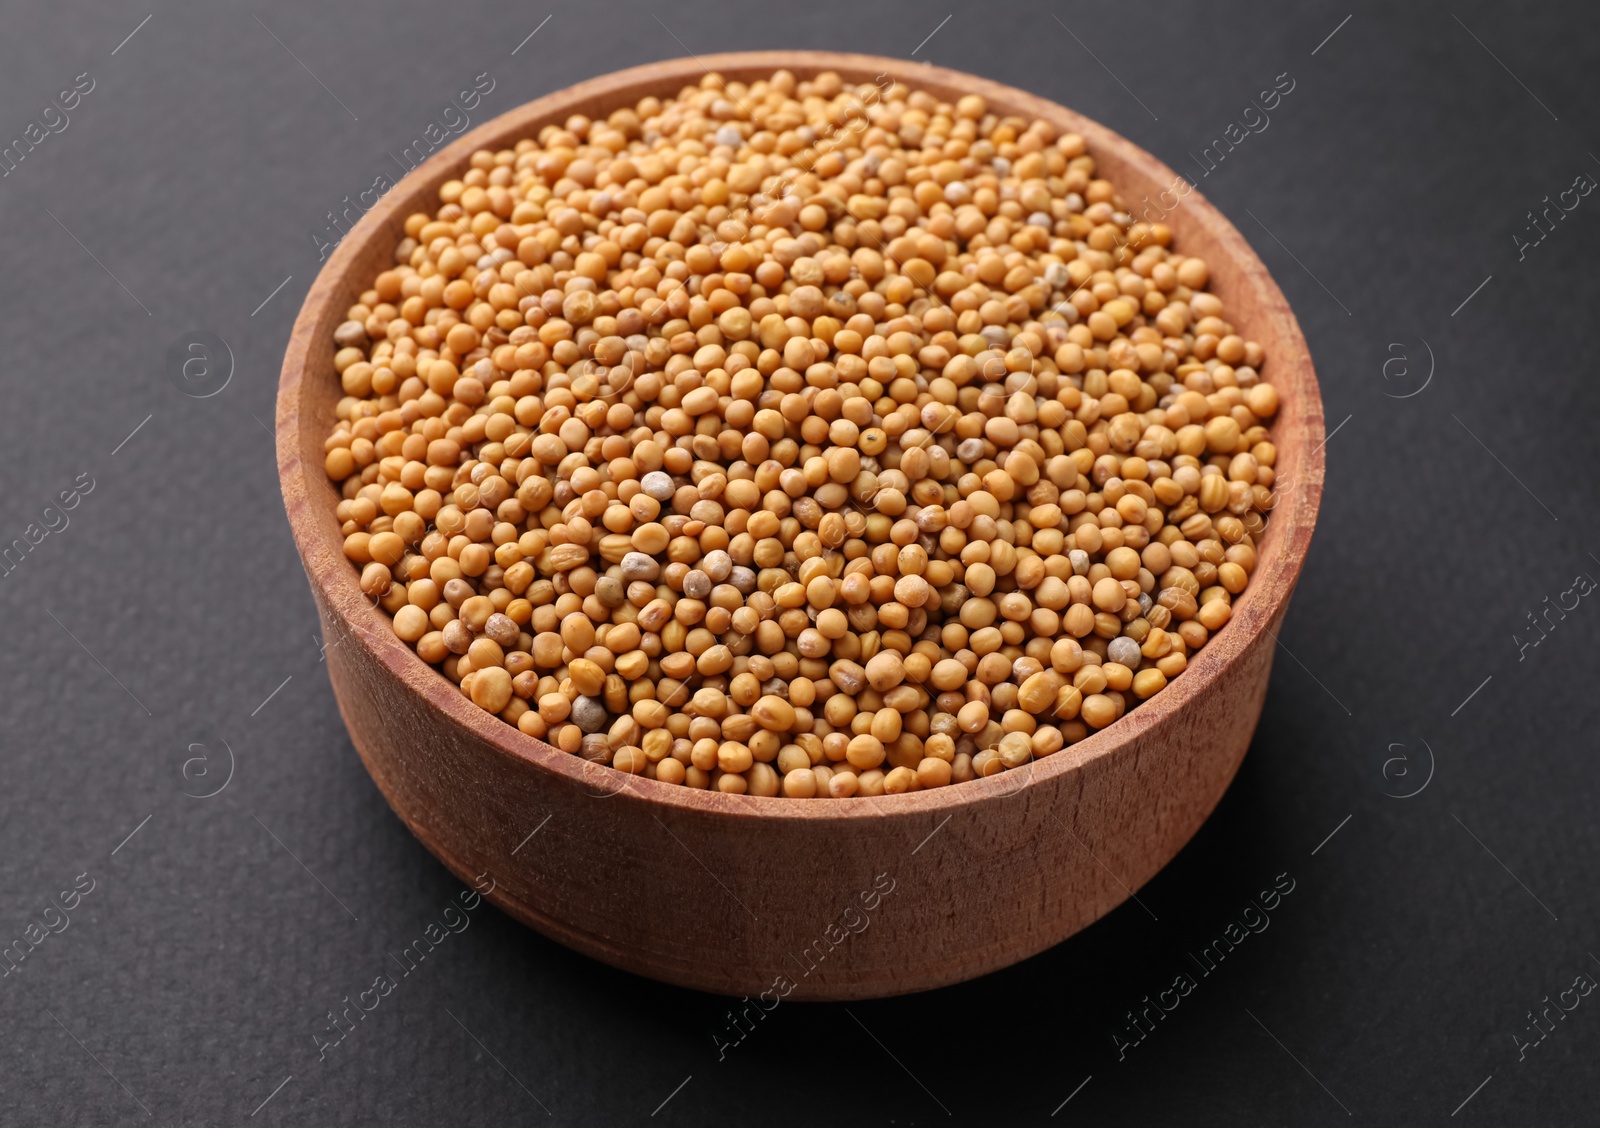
[470,666,514,714]
[323,68,1281,797]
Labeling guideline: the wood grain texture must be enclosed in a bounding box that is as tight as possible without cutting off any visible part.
[276,52,1324,1000]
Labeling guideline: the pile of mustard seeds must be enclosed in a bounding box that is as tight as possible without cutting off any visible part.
[324,70,1280,798]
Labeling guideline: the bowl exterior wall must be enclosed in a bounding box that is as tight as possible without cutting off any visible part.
[321,576,1281,999]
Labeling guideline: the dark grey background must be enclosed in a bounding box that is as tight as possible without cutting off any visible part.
[1,1,1595,1123]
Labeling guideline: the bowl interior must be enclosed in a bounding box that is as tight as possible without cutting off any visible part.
[276,51,1324,819]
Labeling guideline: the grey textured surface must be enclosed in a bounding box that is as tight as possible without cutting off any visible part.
[1,1,1597,1123]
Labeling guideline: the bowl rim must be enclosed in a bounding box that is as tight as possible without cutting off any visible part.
[277,49,1324,822]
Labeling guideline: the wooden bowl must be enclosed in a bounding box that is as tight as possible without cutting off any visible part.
[277,52,1323,1001]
